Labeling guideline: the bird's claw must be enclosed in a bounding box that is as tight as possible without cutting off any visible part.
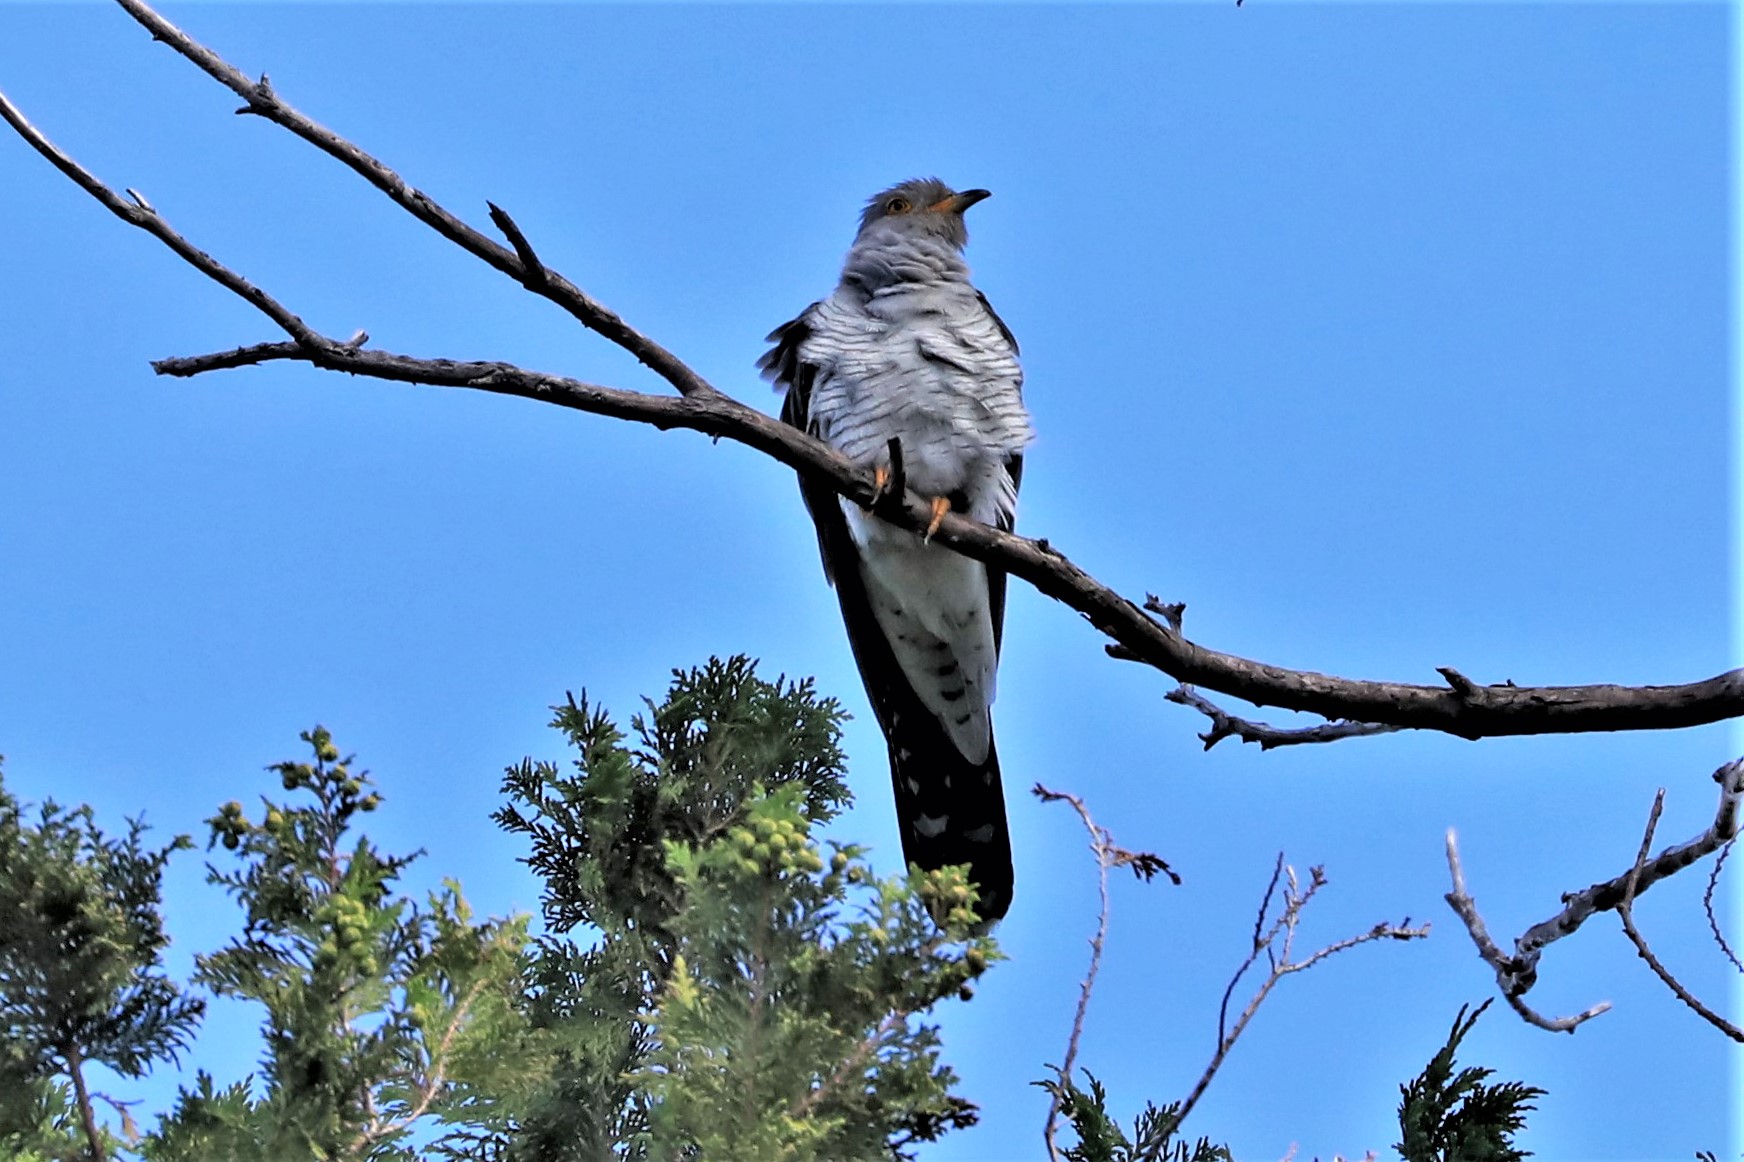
[868,439,909,519]
[869,463,892,507]
[924,495,951,541]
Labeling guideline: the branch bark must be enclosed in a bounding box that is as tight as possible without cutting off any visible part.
[3,0,1740,744]
[64,1041,108,1162]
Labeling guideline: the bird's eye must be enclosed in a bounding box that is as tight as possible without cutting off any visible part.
[885,197,911,214]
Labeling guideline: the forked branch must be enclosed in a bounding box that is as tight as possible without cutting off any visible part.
[1616,789,1744,1041]
[1444,757,1744,1032]
[1179,857,1426,1126]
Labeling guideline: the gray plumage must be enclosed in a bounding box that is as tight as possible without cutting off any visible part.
[761,178,1034,922]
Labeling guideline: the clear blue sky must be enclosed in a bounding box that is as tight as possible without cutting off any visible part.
[1,3,1737,1159]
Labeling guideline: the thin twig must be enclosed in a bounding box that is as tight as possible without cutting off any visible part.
[1176,862,1427,1127]
[1167,685,1405,751]
[1033,784,1113,1162]
[0,89,318,348]
[1218,853,1284,1047]
[486,201,547,288]
[1153,602,1396,750]
[1703,838,1740,974]
[1032,784,1175,1160]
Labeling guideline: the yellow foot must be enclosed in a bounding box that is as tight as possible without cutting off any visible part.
[868,463,892,509]
[924,495,951,540]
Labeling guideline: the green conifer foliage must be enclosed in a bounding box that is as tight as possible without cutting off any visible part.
[1396,1000,1546,1162]
[496,657,993,1161]
[0,761,201,1162]
[142,729,550,1162]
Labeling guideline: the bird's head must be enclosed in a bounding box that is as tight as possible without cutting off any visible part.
[853,178,991,253]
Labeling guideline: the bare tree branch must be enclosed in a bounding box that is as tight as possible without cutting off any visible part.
[1166,685,1405,751]
[110,0,717,400]
[1447,760,1744,1032]
[1025,792,1421,1148]
[5,0,1743,745]
[1616,791,1744,1041]
[1177,861,1427,1126]
[0,88,318,347]
[1032,783,1176,1162]
[1500,759,1744,992]
[1137,603,1406,751]
[1442,829,1612,1033]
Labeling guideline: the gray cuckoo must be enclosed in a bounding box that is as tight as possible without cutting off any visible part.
[760,178,1034,922]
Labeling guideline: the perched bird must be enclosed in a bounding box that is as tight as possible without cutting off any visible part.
[760,178,1034,922]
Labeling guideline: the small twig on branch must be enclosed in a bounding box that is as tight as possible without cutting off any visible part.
[1032,783,1175,1162]
[1443,830,1612,1033]
[1177,859,1427,1127]
[1143,594,1185,634]
[1437,667,1479,699]
[1167,685,1405,751]
[486,201,547,288]
[1216,853,1287,1048]
[7,1,1744,743]
[1616,791,1744,1042]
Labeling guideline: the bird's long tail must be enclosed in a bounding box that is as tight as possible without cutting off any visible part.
[886,720,1014,923]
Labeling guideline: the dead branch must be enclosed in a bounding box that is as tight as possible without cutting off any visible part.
[1442,829,1612,1033]
[1177,860,1428,1126]
[1482,758,1744,1006]
[1616,791,1744,1041]
[1438,764,1744,1035]
[3,0,1742,745]
[1148,605,1405,751]
[110,0,716,400]
[1167,685,1405,751]
[1032,783,1176,1162]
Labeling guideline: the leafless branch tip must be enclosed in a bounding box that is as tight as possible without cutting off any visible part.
[1180,856,1426,1127]
[1166,685,1404,751]
[1032,783,1176,1161]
